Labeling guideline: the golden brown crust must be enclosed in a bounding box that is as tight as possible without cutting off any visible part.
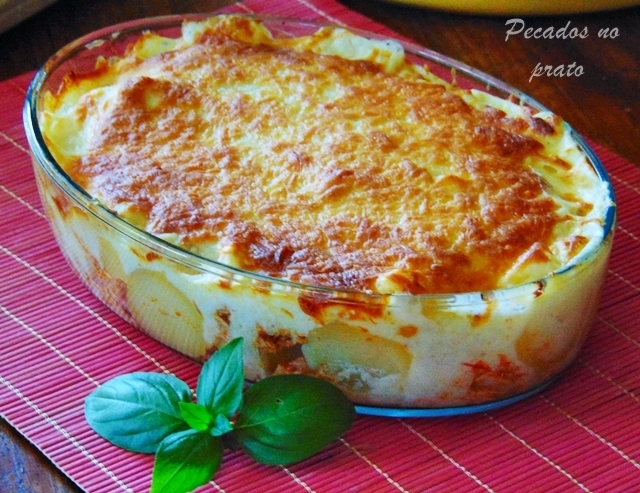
[46,17,601,295]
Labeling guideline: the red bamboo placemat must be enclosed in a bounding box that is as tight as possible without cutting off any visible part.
[2,0,640,491]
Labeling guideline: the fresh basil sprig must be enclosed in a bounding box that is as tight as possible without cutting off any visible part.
[84,337,356,493]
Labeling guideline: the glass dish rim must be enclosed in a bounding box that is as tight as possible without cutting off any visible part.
[355,376,558,417]
[23,12,618,305]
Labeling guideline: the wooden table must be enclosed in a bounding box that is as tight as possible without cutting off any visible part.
[0,0,638,491]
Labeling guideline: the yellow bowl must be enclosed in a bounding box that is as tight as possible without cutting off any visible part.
[382,0,640,15]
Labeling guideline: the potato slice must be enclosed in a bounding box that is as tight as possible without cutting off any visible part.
[302,321,411,391]
[98,236,126,280]
[126,269,206,359]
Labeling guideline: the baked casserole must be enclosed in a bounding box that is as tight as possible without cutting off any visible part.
[25,15,616,413]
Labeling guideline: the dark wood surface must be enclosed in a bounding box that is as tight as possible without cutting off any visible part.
[1,1,638,491]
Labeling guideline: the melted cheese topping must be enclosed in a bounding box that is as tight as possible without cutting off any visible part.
[40,15,610,295]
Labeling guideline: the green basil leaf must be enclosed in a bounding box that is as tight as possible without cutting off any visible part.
[233,374,355,465]
[150,429,223,493]
[85,372,192,453]
[179,402,212,432]
[211,413,234,437]
[196,337,244,418]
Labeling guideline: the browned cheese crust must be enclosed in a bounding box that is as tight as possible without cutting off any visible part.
[50,18,595,294]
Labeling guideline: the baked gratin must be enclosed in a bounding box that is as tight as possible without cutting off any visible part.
[28,15,615,411]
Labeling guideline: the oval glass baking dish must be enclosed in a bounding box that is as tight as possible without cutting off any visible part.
[23,14,617,417]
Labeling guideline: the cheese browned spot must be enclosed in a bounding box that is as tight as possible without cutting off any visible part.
[41,15,609,295]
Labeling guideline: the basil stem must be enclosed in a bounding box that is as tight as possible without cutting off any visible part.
[211,413,234,437]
